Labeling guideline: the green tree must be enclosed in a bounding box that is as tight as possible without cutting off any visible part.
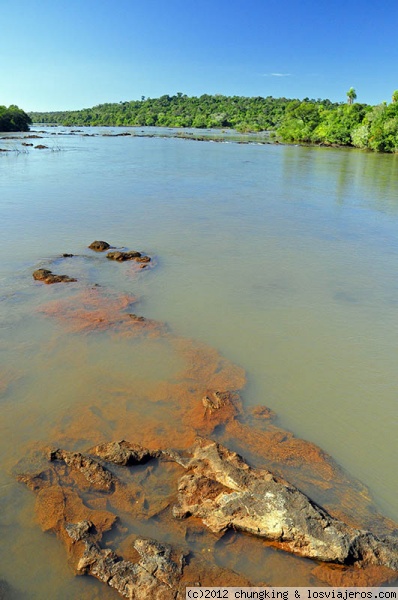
[0,105,31,131]
[346,87,357,105]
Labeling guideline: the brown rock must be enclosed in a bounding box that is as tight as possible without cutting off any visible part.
[107,250,147,262]
[90,441,159,466]
[89,240,111,251]
[107,251,126,261]
[32,269,77,284]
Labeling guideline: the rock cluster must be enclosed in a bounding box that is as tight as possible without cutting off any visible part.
[17,436,398,598]
[32,240,153,285]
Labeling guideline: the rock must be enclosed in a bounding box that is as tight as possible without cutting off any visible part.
[128,313,145,322]
[107,250,147,262]
[171,438,398,570]
[49,449,115,491]
[107,251,126,261]
[65,519,93,542]
[202,390,235,412]
[90,441,159,466]
[32,269,77,284]
[89,240,110,252]
[62,253,74,257]
[34,144,48,149]
[76,537,183,600]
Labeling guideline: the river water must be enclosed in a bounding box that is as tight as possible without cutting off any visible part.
[0,127,397,596]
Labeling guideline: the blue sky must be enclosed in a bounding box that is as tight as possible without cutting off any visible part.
[1,0,398,111]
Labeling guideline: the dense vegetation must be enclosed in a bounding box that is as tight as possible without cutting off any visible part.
[29,90,398,152]
[0,105,31,132]
[29,94,337,132]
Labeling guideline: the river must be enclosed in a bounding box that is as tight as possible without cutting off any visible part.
[0,127,397,597]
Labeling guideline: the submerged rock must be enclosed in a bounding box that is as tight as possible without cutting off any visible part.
[89,240,111,252]
[33,268,77,284]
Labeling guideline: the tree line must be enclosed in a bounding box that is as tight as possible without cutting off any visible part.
[25,89,398,153]
[0,105,32,132]
[29,94,337,132]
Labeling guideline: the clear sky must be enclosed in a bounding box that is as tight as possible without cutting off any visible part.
[1,0,398,111]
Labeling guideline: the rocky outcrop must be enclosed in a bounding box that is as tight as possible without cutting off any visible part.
[16,443,252,598]
[171,438,398,570]
[19,438,398,581]
[32,268,77,284]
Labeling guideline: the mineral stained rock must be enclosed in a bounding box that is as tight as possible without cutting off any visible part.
[32,268,77,284]
[171,438,398,570]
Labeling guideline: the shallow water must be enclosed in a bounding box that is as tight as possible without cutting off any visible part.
[1,127,398,595]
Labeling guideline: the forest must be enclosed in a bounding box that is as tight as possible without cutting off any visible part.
[0,105,32,132]
[28,90,398,153]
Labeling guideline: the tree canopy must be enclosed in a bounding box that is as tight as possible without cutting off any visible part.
[0,105,31,132]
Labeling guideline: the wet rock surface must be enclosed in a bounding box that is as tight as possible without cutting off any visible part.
[107,251,151,263]
[90,440,160,466]
[33,268,77,284]
[89,240,111,251]
[171,438,398,569]
[77,537,184,599]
